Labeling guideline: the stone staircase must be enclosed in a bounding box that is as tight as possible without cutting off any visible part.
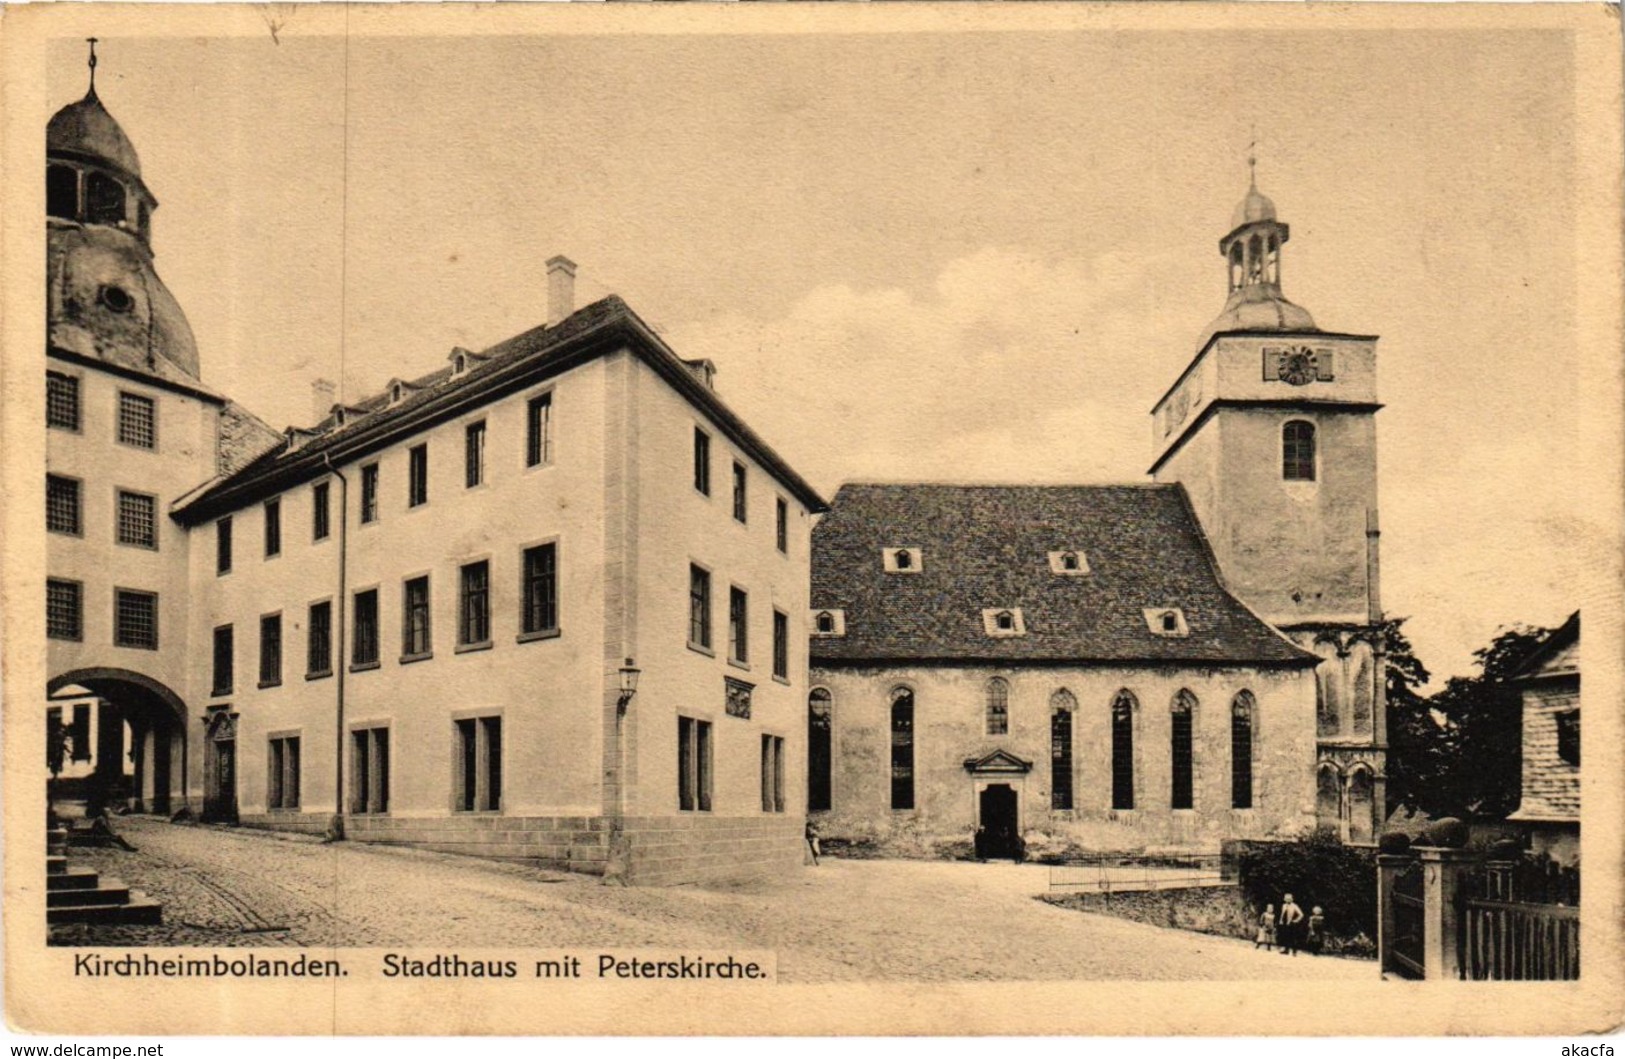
[47,826,162,926]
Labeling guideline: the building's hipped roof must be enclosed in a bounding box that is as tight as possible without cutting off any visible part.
[171,295,826,524]
[810,482,1315,667]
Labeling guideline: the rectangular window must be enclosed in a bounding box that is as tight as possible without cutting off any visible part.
[776,498,788,553]
[678,716,713,812]
[113,588,158,650]
[352,588,379,667]
[688,565,711,650]
[268,736,301,810]
[732,461,748,523]
[728,586,748,664]
[465,420,486,488]
[459,560,491,647]
[402,575,432,658]
[47,372,80,430]
[307,600,333,677]
[693,428,711,495]
[351,727,390,814]
[312,482,331,541]
[46,475,81,535]
[116,392,156,449]
[263,497,282,558]
[454,716,503,812]
[115,491,157,549]
[521,543,559,636]
[211,624,233,695]
[216,516,233,574]
[408,444,429,508]
[70,704,92,762]
[259,613,282,687]
[526,392,553,467]
[761,735,786,813]
[46,578,82,641]
[1556,709,1580,767]
[773,610,789,680]
[360,463,379,524]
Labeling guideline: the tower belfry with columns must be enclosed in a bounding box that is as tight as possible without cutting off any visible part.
[1149,170,1388,843]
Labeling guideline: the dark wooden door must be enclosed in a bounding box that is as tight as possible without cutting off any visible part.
[978,784,1020,859]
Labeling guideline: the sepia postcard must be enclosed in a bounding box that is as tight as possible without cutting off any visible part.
[3,1,1622,1039]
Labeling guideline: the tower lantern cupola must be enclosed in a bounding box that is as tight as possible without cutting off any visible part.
[1193,163,1318,352]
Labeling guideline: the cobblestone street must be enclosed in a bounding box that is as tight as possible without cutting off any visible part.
[48,817,1373,982]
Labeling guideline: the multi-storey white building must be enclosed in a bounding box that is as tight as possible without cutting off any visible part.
[44,62,824,885]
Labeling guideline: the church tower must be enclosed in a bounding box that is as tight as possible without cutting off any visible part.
[1149,170,1386,843]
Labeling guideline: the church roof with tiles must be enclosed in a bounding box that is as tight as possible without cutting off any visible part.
[809,482,1316,667]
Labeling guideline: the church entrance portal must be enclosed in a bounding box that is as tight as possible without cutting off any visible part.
[977,784,1021,860]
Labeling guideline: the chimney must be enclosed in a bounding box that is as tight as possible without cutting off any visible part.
[546,255,577,327]
[311,378,336,426]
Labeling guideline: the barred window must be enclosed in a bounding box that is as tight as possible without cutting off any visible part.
[459,561,491,646]
[259,613,282,686]
[403,576,432,657]
[307,601,333,677]
[521,543,558,636]
[114,589,158,650]
[312,482,331,542]
[465,420,486,488]
[47,372,79,430]
[352,588,379,667]
[47,578,82,641]
[360,464,379,524]
[117,392,156,449]
[526,393,553,468]
[46,475,80,535]
[117,491,156,549]
[212,624,234,695]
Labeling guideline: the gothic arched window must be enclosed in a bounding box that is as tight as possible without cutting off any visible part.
[986,677,1009,736]
[890,687,915,810]
[85,170,126,227]
[1171,690,1197,809]
[1050,689,1076,811]
[1282,420,1316,481]
[808,688,832,812]
[1111,689,1137,811]
[894,549,912,570]
[1231,690,1256,809]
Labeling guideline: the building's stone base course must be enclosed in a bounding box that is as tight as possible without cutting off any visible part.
[237,812,804,884]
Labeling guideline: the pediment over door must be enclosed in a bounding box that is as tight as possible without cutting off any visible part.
[962,748,1033,775]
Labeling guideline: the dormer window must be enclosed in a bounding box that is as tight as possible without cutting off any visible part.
[453,354,466,376]
[982,608,1026,638]
[811,609,846,637]
[390,384,404,405]
[883,548,923,574]
[1145,608,1189,637]
[1048,550,1090,576]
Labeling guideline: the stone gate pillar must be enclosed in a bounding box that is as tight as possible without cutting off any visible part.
[1376,852,1406,976]
[1416,846,1477,979]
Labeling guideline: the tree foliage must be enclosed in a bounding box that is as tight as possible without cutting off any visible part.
[1386,620,1551,821]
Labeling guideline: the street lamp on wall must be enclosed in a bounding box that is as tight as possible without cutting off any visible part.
[617,659,641,713]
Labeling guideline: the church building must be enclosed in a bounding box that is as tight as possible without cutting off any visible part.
[808,173,1388,852]
[43,55,825,885]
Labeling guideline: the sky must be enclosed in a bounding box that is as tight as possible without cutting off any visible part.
[47,17,1595,687]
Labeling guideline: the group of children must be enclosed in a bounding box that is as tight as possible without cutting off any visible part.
[1254,893,1326,956]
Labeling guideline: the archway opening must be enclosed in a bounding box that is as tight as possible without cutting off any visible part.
[47,669,189,818]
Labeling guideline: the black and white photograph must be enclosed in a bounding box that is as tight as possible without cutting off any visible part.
[4,1,1622,1038]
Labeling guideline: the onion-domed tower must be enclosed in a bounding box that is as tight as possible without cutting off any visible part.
[47,43,199,382]
[1149,164,1387,844]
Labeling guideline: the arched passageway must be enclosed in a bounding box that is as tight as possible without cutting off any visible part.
[47,668,189,817]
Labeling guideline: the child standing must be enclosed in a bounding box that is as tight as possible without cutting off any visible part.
[1306,906,1326,955]
[1255,903,1276,951]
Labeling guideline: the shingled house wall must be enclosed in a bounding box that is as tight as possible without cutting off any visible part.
[811,662,1317,853]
